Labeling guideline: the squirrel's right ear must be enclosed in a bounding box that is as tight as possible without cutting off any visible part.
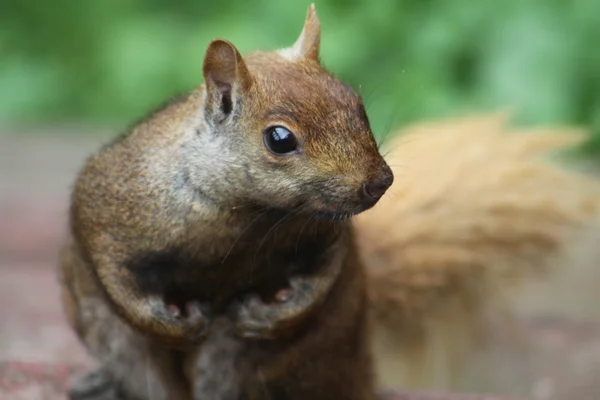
[282,4,321,62]
[202,39,253,123]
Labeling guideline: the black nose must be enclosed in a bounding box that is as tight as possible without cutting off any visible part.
[361,170,394,203]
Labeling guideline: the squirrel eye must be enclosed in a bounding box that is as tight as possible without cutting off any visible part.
[263,126,299,155]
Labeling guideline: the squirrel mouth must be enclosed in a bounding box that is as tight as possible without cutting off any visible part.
[294,198,375,221]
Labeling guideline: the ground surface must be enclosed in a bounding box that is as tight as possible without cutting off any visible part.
[1,134,599,399]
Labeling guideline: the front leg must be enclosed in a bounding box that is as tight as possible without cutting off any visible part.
[90,239,211,348]
[232,239,346,340]
[103,278,210,349]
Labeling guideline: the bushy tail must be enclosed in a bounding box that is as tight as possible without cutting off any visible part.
[354,112,600,391]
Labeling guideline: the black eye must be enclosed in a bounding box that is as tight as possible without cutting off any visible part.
[263,126,299,155]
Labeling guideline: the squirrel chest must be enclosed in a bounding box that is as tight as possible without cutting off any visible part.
[123,218,340,313]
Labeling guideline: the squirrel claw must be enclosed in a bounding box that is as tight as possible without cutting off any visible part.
[166,304,181,318]
[274,288,292,303]
[180,301,210,339]
[234,299,276,339]
[233,290,305,340]
[185,301,205,323]
[149,297,210,344]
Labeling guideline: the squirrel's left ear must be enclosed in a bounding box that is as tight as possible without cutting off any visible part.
[282,4,321,62]
[202,39,253,124]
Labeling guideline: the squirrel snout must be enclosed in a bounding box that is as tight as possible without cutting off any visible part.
[361,169,394,203]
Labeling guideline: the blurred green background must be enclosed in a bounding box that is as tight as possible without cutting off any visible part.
[2,0,600,151]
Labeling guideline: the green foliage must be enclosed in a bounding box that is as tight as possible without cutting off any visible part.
[1,0,599,150]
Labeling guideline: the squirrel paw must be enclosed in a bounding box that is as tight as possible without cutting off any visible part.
[149,297,210,344]
[232,279,318,340]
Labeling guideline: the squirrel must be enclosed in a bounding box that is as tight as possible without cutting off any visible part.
[59,4,391,400]
[58,4,600,400]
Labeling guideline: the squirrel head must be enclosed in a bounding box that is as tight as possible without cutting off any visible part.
[189,4,393,218]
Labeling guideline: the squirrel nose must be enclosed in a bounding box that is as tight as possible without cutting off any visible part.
[361,169,394,203]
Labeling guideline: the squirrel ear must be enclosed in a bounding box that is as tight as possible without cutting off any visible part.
[284,4,321,62]
[202,39,252,122]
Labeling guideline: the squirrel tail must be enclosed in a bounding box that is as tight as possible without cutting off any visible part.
[354,112,600,390]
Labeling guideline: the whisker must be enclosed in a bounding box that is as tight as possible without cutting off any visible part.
[381,136,421,159]
[376,95,405,151]
[295,208,316,255]
[255,205,305,258]
[221,206,273,264]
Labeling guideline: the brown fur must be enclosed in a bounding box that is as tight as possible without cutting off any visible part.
[60,4,388,400]
[354,112,600,390]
